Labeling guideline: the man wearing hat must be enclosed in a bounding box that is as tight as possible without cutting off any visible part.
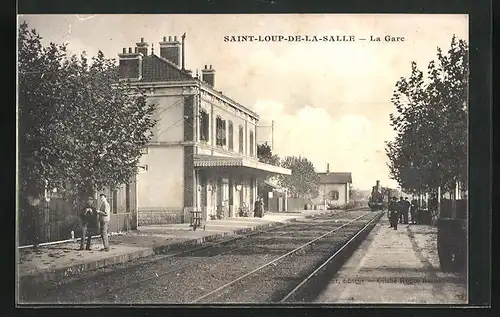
[388,197,399,230]
[78,196,98,250]
[97,193,111,251]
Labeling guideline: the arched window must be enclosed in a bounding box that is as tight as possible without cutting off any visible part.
[249,130,254,157]
[216,116,226,146]
[228,121,234,151]
[238,126,244,154]
[199,110,209,142]
[330,190,339,201]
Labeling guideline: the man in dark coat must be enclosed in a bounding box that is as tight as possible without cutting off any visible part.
[388,197,399,230]
[398,197,405,223]
[254,197,264,218]
[79,196,98,251]
[402,197,411,224]
[410,199,418,224]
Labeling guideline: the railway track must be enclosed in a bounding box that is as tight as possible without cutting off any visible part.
[23,210,363,303]
[279,211,383,303]
[96,211,366,302]
[190,211,382,303]
[93,214,331,301]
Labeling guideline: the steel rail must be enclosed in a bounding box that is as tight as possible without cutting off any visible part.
[91,211,349,300]
[279,211,384,302]
[92,225,290,299]
[190,212,372,303]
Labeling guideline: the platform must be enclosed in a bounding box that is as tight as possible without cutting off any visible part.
[314,217,467,304]
[17,210,332,286]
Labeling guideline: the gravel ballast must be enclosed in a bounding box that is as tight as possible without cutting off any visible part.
[21,210,378,304]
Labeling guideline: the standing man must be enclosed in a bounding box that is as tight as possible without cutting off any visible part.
[78,196,97,250]
[398,197,405,224]
[403,197,411,224]
[97,194,111,251]
[388,197,399,230]
[410,198,418,224]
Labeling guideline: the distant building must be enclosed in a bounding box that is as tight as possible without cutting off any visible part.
[258,179,288,212]
[311,164,352,208]
[118,36,291,226]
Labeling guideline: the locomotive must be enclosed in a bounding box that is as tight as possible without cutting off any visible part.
[368,180,386,211]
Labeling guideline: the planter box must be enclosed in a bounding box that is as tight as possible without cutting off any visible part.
[437,218,467,273]
[418,209,432,225]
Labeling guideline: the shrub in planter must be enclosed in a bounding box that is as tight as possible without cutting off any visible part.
[437,218,467,273]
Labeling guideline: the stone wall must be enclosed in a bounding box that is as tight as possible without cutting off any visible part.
[138,210,184,226]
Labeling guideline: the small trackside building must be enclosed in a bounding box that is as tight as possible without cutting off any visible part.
[311,164,352,208]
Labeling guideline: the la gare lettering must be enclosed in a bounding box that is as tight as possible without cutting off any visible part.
[370,35,405,42]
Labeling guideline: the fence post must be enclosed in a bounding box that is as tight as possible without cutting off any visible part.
[42,200,50,242]
[437,186,441,219]
[33,203,40,248]
[451,181,457,219]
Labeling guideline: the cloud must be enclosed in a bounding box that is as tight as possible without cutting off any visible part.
[255,100,397,189]
[20,14,466,190]
[64,37,100,58]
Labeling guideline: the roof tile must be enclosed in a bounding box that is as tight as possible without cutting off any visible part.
[140,55,193,82]
[318,172,352,184]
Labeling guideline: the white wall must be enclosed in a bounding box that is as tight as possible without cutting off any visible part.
[148,90,184,143]
[312,183,349,206]
[137,147,184,210]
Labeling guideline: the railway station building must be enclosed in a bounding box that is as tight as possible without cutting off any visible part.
[118,36,291,226]
[311,165,352,208]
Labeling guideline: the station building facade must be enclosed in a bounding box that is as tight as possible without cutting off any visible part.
[118,36,291,225]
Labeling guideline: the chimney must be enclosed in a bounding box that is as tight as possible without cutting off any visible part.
[326,163,330,174]
[376,180,380,187]
[118,46,143,80]
[159,35,181,67]
[181,33,186,70]
[201,64,215,87]
[136,37,149,56]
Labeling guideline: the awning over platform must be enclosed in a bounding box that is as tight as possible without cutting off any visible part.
[194,155,291,175]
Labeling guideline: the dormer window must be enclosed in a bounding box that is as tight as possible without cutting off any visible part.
[216,116,226,146]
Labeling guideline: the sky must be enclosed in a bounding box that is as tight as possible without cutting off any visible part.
[18,14,468,190]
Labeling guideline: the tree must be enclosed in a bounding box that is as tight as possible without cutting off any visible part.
[257,142,280,166]
[348,183,355,199]
[427,36,468,193]
[18,22,157,201]
[277,156,320,199]
[256,142,281,196]
[386,35,468,196]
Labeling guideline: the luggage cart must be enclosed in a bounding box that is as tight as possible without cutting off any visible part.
[190,209,206,231]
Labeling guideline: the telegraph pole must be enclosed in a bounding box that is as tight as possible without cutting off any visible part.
[258,120,275,151]
[271,120,274,151]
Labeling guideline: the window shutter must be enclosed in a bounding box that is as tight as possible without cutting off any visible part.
[222,121,227,145]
